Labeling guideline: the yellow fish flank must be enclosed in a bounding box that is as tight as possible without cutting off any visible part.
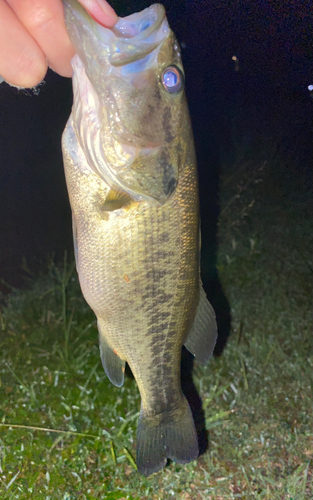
[62,0,217,476]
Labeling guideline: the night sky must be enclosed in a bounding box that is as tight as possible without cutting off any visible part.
[0,0,312,294]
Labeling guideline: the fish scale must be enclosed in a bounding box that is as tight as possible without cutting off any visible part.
[62,0,217,476]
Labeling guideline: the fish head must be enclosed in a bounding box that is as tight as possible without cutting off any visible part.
[63,1,189,205]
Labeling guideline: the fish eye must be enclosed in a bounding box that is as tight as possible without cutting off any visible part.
[161,66,184,94]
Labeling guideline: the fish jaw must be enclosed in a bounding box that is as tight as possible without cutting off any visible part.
[63,1,187,205]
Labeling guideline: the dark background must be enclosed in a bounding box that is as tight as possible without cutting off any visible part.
[0,0,312,309]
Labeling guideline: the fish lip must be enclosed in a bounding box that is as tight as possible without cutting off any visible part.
[112,4,166,41]
[64,1,165,40]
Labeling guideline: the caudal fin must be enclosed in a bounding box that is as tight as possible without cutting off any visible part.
[136,396,198,477]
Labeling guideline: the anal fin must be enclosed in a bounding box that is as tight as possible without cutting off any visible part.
[184,285,217,365]
[98,321,125,387]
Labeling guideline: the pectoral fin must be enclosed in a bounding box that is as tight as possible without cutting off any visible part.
[184,285,217,365]
[102,188,133,212]
[98,321,125,387]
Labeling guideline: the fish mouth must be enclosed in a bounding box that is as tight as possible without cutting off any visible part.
[112,5,165,39]
[109,4,167,66]
[64,1,168,67]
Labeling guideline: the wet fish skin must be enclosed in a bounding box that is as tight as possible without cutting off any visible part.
[62,1,217,476]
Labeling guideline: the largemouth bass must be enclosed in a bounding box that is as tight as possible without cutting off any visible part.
[62,0,217,476]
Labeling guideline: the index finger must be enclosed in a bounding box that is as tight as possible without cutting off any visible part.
[0,0,47,87]
[7,0,76,79]
[5,0,118,85]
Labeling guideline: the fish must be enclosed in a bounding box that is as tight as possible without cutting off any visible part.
[62,0,217,476]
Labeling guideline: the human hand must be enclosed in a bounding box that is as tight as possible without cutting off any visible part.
[0,0,117,88]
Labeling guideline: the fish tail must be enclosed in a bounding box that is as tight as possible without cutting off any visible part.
[136,396,198,476]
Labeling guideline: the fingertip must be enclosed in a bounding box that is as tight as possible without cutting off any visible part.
[78,0,118,28]
[48,61,73,79]
[8,56,48,88]
[47,42,76,78]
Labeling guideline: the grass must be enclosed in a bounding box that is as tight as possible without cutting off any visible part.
[0,126,312,498]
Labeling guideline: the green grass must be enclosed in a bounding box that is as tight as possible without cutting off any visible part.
[0,144,312,498]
